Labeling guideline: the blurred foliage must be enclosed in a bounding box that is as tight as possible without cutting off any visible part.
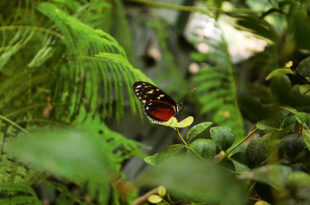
[1,0,310,204]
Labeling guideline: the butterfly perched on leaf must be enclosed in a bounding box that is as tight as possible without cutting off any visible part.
[133,81,183,123]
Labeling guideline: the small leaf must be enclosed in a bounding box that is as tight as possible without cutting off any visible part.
[256,119,281,131]
[279,135,305,159]
[157,185,166,197]
[288,171,310,188]
[186,122,213,142]
[299,85,310,95]
[144,144,184,165]
[239,164,292,189]
[281,106,298,114]
[153,116,194,128]
[295,112,310,129]
[265,68,294,80]
[230,159,249,172]
[148,195,162,204]
[188,139,216,159]
[303,129,310,152]
[156,144,185,162]
[144,154,158,166]
[255,201,269,205]
[210,127,235,151]
[245,136,269,168]
[282,106,310,128]
[297,56,310,77]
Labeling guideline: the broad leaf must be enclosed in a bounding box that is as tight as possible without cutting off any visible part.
[265,68,294,80]
[186,122,213,142]
[144,144,184,165]
[297,57,310,77]
[239,164,292,189]
[288,171,310,187]
[210,127,235,151]
[136,155,247,205]
[303,129,310,152]
[5,130,113,183]
[188,139,216,160]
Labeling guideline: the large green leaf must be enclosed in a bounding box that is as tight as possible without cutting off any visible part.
[239,164,292,189]
[136,155,247,205]
[5,130,114,183]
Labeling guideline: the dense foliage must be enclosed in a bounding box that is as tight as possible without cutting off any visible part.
[1,0,310,204]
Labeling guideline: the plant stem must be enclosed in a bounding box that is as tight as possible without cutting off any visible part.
[175,128,204,160]
[217,127,258,162]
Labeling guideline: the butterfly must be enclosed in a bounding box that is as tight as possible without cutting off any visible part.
[133,81,183,123]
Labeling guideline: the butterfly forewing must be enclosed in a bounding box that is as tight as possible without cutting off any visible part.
[133,81,177,122]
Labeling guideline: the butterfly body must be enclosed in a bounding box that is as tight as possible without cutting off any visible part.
[133,81,183,123]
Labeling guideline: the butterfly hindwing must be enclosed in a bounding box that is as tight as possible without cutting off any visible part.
[144,100,175,122]
[133,81,178,122]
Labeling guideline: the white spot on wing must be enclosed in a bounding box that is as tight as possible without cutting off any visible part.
[136,85,142,88]
[147,90,154,94]
[142,100,146,104]
[146,107,149,110]
[135,89,139,92]
[138,97,141,99]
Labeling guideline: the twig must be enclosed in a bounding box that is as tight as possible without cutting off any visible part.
[132,188,158,205]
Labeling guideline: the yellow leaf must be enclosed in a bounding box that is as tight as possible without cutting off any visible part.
[152,116,194,128]
[147,195,162,204]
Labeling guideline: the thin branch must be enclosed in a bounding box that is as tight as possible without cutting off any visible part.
[132,188,158,205]
[0,115,29,134]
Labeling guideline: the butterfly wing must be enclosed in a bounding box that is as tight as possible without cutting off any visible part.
[133,81,177,122]
[144,101,175,122]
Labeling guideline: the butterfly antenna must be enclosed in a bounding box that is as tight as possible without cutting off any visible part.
[180,87,197,103]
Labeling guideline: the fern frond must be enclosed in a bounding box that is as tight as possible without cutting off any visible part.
[192,31,244,141]
[0,182,41,205]
[35,2,149,122]
[0,196,42,205]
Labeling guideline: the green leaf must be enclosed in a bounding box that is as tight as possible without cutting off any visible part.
[281,106,298,114]
[144,154,158,166]
[5,130,113,183]
[136,155,247,205]
[186,122,213,142]
[279,135,305,159]
[188,139,216,160]
[157,185,166,197]
[245,136,269,168]
[295,112,310,129]
[282,106,310,128]
[148,195,162,204]
[303,129,310,152]
[144,144,184,166]
[230,159,249,172]
[299,85,310,95]
[256,119,281,131]
[265,68,294,80]
[239,164,292,189]
[288,171,310,188]
[210,127,235,151]
[235,15,279,42]
[297,57,310,77]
